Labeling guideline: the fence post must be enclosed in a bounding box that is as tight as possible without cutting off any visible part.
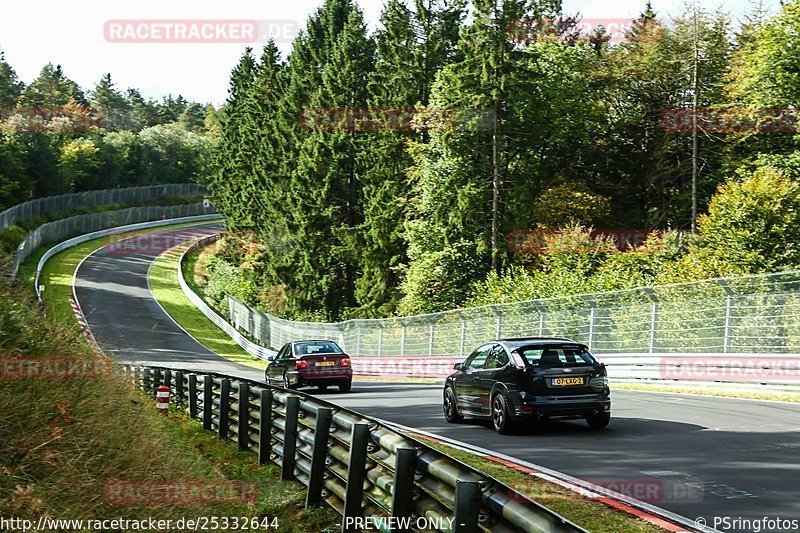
[718,280,735,353]
[400,322,407,356]
[533,301,546,336]
[305,407,333,508]
[644,288,659,354]
[453,480,481,533]
[583,296,596,350]
[237,382,250,451]
[455,311,466,357]
[377,325,383,357]
[219,379,231,439]
[492,306,502,338]
[342,423,370,533]
[428,319,435,356]
[259,389,273,465]
[281,396,300,480]
[203,376,213,430]
[188,374,198,418]
[391,447,418,530]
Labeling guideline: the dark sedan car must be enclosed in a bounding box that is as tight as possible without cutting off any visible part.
[443,338,610,434]
[265,340,352,392]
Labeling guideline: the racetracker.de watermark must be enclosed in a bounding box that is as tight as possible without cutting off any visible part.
[660,356,800,381]
[508,17,664,43]
[300,107,496,132]
[661,108,800,133]
[509,477,703,504]
[104,20,300,44]
[508,229,655,254]
[0,356,111,380]
[103,481,259,505]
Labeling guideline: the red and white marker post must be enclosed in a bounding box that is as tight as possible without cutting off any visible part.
[156,385,170,414]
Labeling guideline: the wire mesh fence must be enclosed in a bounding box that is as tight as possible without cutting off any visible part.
[0,183,206,231]
[9,201,216,278]
[226,271,800,357]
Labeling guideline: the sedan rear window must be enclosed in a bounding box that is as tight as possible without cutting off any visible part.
[517,345,596,367]
[294,341,343,355]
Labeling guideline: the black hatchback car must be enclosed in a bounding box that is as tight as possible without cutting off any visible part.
[443,338,610,434]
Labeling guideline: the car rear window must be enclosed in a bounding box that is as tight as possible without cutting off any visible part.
[517,345,596,367]
[294,341,343,355]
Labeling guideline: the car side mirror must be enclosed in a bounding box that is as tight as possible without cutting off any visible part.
[454,363,463,371]
[267,356,275,362]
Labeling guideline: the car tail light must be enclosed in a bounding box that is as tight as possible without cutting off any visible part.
[295,360,309,370]
[340,358,351,367]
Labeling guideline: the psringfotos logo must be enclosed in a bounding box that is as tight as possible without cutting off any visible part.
[104,20,300,44]
[660,356,800,382]
[103,481,259,505]
[0,356,111,380]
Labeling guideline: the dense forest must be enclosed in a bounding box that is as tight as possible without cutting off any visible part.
[0,60,217,210]
[113,0,800,320]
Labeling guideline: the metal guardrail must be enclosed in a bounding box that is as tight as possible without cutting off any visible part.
[10,201,217,278]
[0,183,206,231]
[178,234,276,361]
[125,364,585,533]
[33,213,223,302]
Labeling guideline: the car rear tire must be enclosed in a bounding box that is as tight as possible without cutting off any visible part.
[586,412,610,429]
[492,394,515,435]
[283,372,297,390]
[443,387,463,423]
[338,381,352,393]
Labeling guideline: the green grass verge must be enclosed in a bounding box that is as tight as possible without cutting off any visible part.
[414,436,667,532]
[148,242,266,369]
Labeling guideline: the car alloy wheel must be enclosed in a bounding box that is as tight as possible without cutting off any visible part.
[443,387,463,423]
[492,394,513,434]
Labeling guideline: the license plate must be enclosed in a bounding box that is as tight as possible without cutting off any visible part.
[552,377,584,386]
[316,361,335,367]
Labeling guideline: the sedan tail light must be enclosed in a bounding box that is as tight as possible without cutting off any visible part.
[295,360,309,370]
[340,358,351,367]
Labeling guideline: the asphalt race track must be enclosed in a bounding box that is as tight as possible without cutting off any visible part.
[75,225,800,529]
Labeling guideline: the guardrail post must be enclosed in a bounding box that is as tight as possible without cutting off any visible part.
[281,396,300,480]
[203,376,213,430]
[342,423,370,533]
[175,371,184,404]
[163,369,172,390]
[219,379,231,439]
[391,447,417,530]
[718,280,735,353]
[143,367,152,392]
[454,480,481,533]
[188,374,198,418]
[306,407,333,508]
[259,389,273,465]
[237,382,250,451]
[152,368,161,392]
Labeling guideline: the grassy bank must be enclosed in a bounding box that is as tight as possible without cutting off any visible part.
[0,255,338,532]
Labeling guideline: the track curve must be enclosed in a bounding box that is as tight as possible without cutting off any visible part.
[74,224,800,529]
